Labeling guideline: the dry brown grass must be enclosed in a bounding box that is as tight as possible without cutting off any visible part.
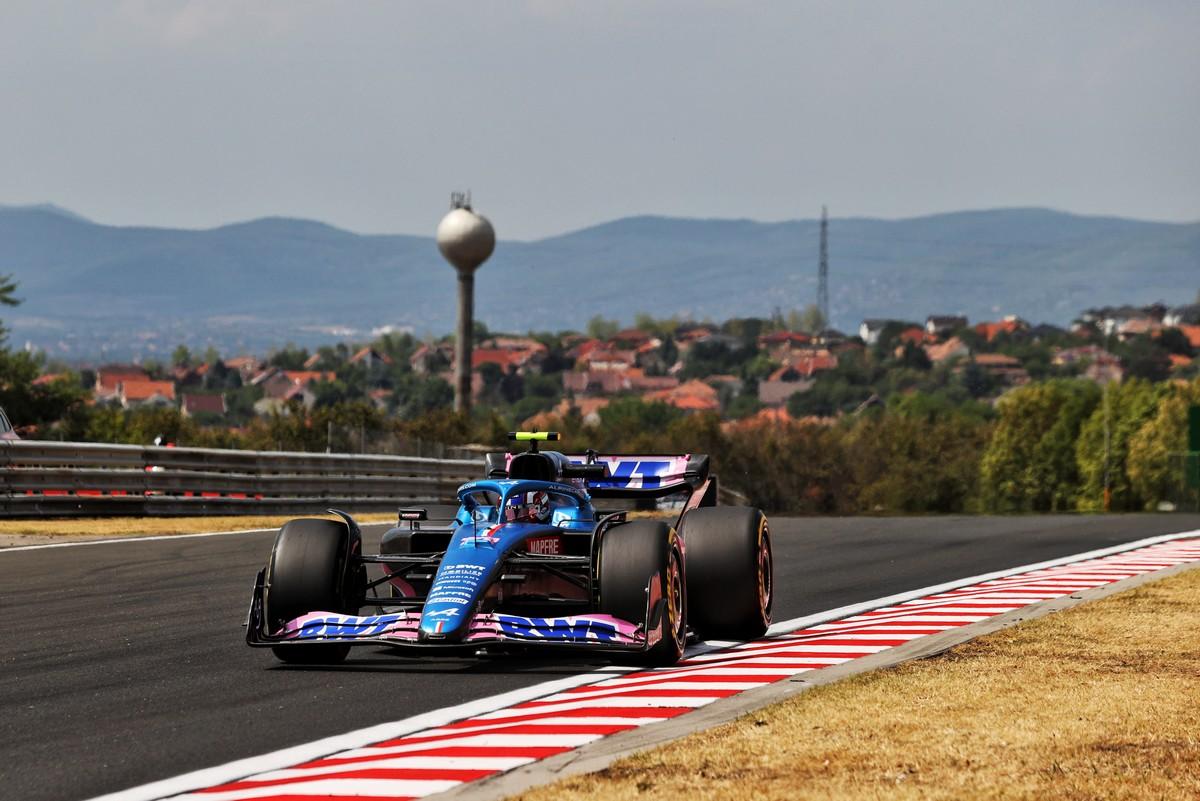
[513,568,1200,801]
[0,512,398,542]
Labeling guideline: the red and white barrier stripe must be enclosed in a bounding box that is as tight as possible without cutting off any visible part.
[95,533,1200,801]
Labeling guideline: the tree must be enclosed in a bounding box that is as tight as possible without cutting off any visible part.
[845,413,989,513]
[0,352,86,430]
[798,304,827,334]
[171,345,193,368]
[1127,378,1200,509]
[897,341,932,370]
[392,374,454,419]
[586,315,620,340]
[979,379,1100,512]
[1120,337,1171,382]
[268,345,311,370]
[0,273,19,342]
[1158,328,1196,357]
[1074,379,1163,511]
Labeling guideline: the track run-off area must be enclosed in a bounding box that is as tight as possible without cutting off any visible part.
[3,515,1199,801]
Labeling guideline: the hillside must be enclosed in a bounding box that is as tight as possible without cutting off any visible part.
[1,205,1196,358]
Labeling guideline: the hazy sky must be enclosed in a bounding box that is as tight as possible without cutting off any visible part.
[3,1,1198,239]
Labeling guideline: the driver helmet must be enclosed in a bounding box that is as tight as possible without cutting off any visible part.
[505,490,551,523]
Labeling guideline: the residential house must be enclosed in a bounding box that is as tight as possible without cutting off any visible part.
[790,350,839,376]
[1168,354,1195,372]
[446,337,549,379]
[608,329,656,348]
[643,379,720,412]
[1052,345,1116,366]
[1081,305,1158,337]
[523,397,611,430]
[858,319,907,345]
[925,315,968,339]
[94,365,149,402]
[812,328,847,346]
[974,316,1029,342]
[1117,317,1163,340]
[566,338,605,362]
[1053,345,1123,385]
[924,336,970,365]
[576,345,638,372]
[758,331,813,362]
[970,353,1030,385]
[672,325,721,357]
[224,356,262,380]
[410,342,453,374]
[758,365,815,407]
[120,380,176,408]
[1164,304,1200,327]
[563,368,678,396]
[1176,325,1200,350]
[181,394,226,417]
[252,369,334,406]
[897,326,930,346]
[368,387,392,411]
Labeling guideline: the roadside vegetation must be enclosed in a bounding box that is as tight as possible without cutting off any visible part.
[510,567,1200,801]
[3,271,1199,515]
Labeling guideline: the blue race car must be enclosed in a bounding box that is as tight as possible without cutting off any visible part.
[245,432,773,666]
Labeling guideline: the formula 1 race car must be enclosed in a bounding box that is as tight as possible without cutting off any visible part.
[245,432,773,666]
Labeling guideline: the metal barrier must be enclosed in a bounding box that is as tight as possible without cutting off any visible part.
[0,440,480,517]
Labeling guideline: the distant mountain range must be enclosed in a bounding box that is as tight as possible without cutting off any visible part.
[1,203,1196,360]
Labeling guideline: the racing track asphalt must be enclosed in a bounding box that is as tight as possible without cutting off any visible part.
[3,513,1199,801]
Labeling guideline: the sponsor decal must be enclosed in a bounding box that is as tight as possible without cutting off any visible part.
[293,613,406,639]
[460,524,504,547]
[525,535,562,555]
[425,607,459,618]
[497,614,620,643]
[592,459,675,489]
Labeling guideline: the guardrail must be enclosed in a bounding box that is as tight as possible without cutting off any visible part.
[0,441,480,517]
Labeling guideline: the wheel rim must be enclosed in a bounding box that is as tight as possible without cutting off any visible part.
[758,532,773,621]
[666,550,684,645]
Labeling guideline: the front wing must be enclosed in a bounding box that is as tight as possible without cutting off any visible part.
[245,569,664,655]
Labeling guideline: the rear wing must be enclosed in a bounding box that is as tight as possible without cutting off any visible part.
[485,451,714,501]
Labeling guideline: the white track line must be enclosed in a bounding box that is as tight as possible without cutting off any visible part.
[86,528,1200,801]
[0,527,278,552]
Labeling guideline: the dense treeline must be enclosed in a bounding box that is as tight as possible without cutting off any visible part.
[2,271,1197,514]
[44,376,1192,515]
[6,358,1198,516]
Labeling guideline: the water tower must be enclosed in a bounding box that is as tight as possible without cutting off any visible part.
[436,192,495,414]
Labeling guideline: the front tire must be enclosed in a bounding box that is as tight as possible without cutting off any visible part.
[598,520,686,666]
[682,506,773,640]
[265,518,358,665]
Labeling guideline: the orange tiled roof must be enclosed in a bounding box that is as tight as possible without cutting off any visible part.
[283,370,335,385]
[122,380,176,402]
[1168,353,1193,369]
[1178,325,1200,349]
[472,349,527,370]
[974,319,1025,342]
[973,353,1021,367]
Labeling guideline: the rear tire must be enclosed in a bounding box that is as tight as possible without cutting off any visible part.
[598,520,686,666]
[682,506,772,640]
[265,518,358,665]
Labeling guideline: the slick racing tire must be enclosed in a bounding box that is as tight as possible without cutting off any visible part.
[265,518,358,665]
[681,506,772,640]
[598,520,686,666]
